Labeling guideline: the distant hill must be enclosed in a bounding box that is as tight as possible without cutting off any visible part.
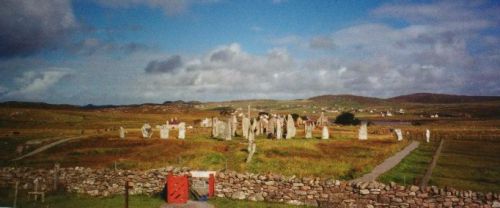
[308,94,386,106]
[0,100,201,111]
[2,93,499,109]
[388,93,500,103]
[0,101,78,109]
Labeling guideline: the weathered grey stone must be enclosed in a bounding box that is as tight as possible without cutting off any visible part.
[276,116,284,139]
[286,114,296,139]
[305,122,313,139]
[426,129,431,143]
[242,117,250,139]
[358,121,368,140]
[119,126,126,139]
[178,122,186,139]
[141,123,153,139]
[159,123,169,139]
[321,126,329,140]
[394,128,403,141]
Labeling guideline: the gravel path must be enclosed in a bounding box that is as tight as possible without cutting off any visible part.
[11,135,89,161]
[352,141,420,182]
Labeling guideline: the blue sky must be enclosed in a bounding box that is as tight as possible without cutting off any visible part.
[0,0,499,105]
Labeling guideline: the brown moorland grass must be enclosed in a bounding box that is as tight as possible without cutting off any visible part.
[2,103,499,191]
[8,128,409,179]
[431,139,500,192]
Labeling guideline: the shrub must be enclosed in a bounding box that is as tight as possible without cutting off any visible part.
[334,112,360,125]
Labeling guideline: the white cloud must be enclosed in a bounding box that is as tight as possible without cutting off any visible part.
[1,1,498,105]
[4,69,72,100]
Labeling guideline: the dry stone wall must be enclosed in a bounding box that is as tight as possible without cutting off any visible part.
[216,171,499,207]
[1,167,499,207]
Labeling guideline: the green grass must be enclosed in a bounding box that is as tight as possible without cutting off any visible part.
[0,189,164,208]
[0,188,311,208]
[209,197,312,208]
[378,139,438,185]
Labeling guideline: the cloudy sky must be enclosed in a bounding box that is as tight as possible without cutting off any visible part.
[0,0,499,105]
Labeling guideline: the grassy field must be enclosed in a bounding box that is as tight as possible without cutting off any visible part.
[431,139,500,192]
[379,125,500,192]
[1,100,499,192]
[5,127,409,179]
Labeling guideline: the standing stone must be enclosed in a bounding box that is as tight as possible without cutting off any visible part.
[394,128,403,141]
[246,120,257,163]
[286,114,296,139]
[358,121,368,140]
[212,117,219,138]
[119,126,126,139]
[268,117,277,137]
[141,123,153,139]
[276,116,283,139]
[178,122,186,139]
[260,118,268,135]
[252,118,259,136]
[248,120,256,141]
[225,119,232,141]
[160,124,170,139]
[305,122,313,139]
[214,120,234,140]
[425,129,430,143]
[242,117,250,139]
[231,115,238,137]
[322,126,329,140]
[255,118,262,136]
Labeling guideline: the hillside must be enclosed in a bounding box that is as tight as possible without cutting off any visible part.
[308,94,386,106]
[388,93,500,103]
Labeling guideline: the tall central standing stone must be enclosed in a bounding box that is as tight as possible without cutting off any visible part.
[246,120,257,163]
[286,114,296,139]
[358,121,368,140]
[242,116,250,139]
